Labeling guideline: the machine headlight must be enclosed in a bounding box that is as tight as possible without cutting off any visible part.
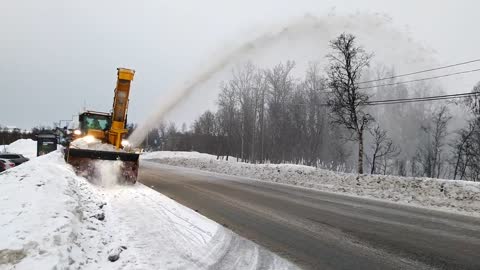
[73,129,82,135]
[84,135,96,144]
[121,140,130,147]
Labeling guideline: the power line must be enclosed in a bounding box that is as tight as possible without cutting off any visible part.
[358,68,480,90]
[358,58,480,85]
[366,92,478,106]
[311,92,478,106]
[317,66,480,94]
[279,59,480,94]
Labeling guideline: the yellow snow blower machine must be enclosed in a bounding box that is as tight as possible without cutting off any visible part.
[65,68,139,183]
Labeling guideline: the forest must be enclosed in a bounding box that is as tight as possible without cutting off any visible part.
[137,33,480,181]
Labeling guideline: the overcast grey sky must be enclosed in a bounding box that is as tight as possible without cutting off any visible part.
[1,0,479,129]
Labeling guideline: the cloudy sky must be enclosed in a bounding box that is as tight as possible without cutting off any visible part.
[1,0,479,129]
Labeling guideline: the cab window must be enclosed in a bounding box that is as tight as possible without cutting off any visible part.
[83,115,110,130]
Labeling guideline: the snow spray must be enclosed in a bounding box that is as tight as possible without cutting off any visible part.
[128,13,435,147]
[93,160,124,187]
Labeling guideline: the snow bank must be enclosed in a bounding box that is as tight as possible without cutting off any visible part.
[143,151,480,216]
[0,139,37,159]
[0,151,296,269]
[0,151,111,269]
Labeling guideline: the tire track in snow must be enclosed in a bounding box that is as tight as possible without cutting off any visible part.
[103,184,298,269]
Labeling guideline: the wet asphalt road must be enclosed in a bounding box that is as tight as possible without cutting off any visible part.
[139,161,480,270]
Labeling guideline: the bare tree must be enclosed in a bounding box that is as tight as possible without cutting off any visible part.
[466,82,480,115]
[451,121,476,179]
[416,105,452,178]
[216,81,239,160]
[258,71,267,162]
[326,33,373,174]
[265,61,296,162]
[251,71,267,163]
[302,62,329,165]
[165,122,178,150]
[193,110,216,136]
[450,82,480,181]
[368,125,400,174]
[230,63,256,161]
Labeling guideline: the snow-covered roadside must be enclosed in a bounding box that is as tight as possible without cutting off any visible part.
[103,185,296,269]
[0,139,38,159]
[0,147,297,269]
[142,151,480,216]
[0,151,111,269]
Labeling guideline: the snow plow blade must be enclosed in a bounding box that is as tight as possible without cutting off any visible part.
[66,148,139,183]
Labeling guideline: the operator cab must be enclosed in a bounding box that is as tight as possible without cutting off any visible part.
[75,111,112,140]
[79,111,111,131]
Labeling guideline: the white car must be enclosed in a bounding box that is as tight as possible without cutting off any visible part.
[0,158,15,172]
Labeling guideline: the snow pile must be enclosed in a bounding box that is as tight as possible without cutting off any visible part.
[0,151,112,269]
[0,139,37,159]
[143,151,480,216]
[70,136,123,152]
[0,150,297,269]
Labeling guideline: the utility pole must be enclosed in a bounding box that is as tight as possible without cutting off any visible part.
[146,130,149,150]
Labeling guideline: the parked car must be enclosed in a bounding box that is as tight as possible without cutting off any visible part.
[0,158,15,172]
[0,154,29,166]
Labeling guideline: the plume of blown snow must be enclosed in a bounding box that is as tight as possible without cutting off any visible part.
[128,13,435,147]
[93,160,124,187]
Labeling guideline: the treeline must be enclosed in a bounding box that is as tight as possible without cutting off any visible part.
[0,127,44,145]
[139,61,340,166]
[137,34,480,181]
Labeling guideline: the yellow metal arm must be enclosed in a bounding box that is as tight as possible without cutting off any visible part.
[108,68,135,149]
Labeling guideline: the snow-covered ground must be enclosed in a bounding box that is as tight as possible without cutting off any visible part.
[142,151,480,216]
[0,139,38,159]
[0,151,109,269]
[0,143,296,269]
[105,185,295,269]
